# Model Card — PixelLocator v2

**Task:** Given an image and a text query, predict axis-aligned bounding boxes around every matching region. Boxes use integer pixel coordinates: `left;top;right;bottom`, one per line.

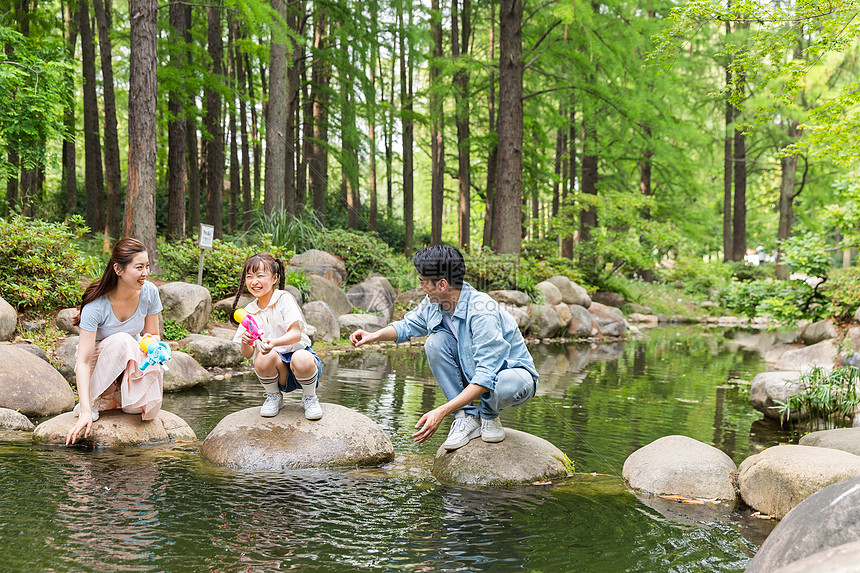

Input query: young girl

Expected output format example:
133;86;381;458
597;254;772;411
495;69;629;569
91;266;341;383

66;238;165;445
231;253;323;420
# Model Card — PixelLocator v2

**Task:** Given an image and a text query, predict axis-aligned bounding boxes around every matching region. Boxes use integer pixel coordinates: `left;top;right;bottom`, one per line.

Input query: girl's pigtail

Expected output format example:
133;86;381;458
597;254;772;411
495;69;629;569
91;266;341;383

275;257;286;290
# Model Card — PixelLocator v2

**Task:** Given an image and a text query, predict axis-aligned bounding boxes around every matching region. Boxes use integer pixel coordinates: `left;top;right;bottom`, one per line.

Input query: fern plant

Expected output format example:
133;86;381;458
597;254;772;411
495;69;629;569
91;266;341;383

774;366;860;431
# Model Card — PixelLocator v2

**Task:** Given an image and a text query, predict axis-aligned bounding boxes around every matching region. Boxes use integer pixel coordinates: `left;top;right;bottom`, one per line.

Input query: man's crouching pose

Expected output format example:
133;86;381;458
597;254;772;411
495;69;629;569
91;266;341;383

350;245;539;450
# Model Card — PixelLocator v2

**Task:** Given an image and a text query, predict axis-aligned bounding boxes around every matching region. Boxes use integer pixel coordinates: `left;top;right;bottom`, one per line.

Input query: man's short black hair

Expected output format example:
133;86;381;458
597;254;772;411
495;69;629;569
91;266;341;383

413;245;466;288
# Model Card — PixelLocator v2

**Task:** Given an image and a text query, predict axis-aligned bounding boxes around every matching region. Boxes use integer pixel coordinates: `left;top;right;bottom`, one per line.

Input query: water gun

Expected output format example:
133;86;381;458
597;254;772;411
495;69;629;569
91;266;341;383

139;336;172;371
234;308;271;350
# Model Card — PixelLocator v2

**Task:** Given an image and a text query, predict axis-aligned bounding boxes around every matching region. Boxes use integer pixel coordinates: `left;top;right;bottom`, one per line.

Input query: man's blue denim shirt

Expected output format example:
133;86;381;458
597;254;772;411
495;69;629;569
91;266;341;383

391;282;539;391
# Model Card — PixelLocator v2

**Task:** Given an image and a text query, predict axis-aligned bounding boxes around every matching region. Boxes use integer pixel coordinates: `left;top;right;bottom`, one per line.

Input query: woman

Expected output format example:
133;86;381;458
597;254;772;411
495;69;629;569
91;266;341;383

66;238;164;445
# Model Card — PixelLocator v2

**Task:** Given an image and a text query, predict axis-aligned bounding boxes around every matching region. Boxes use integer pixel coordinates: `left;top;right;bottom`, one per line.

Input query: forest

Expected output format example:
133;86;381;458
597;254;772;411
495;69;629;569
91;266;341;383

3;0;860;290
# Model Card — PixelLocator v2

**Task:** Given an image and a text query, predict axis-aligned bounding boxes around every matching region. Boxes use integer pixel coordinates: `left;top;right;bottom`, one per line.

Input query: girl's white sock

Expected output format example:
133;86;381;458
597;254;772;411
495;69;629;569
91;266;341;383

257;373;280;394
296;371;319;397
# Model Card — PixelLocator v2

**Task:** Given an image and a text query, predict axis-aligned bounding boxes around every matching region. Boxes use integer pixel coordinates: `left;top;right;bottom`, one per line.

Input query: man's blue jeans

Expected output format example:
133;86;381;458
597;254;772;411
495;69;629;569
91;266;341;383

424;330;536;419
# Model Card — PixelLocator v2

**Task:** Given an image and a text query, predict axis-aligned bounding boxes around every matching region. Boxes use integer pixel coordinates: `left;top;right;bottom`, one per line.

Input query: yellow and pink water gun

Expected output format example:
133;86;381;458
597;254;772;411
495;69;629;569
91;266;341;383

234;309;271;350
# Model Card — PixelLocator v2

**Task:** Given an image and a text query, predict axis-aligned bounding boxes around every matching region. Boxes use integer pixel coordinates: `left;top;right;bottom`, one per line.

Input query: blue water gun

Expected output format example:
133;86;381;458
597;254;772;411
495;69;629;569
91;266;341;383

139;336;172;371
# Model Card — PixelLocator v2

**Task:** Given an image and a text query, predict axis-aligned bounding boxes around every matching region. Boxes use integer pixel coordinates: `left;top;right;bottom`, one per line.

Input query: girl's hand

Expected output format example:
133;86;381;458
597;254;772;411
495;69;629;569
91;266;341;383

260;339;273;354
141;332;159;342
241;331;255;347
65;412;94;445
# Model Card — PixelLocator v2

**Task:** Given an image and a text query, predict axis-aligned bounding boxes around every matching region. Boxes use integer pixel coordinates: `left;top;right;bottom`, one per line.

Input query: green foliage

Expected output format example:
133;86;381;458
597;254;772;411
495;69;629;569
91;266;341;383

659;257;732;298
254;211;324;254
783;233;831;279
162;319;189;341
825;268;860;322
0;216;97;310
462;250;539;300
158;238;295;302
775;367;860;431
315;229;398;285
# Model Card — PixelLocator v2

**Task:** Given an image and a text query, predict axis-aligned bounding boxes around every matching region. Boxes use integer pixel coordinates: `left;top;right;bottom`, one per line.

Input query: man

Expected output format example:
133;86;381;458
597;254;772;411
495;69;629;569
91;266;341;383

350;245;539;450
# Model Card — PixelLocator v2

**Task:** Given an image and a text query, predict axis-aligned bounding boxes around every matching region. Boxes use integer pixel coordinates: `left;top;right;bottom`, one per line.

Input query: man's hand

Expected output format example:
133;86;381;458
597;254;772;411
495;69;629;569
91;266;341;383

412;405;448;443
65;412;93;445
350;329;375;347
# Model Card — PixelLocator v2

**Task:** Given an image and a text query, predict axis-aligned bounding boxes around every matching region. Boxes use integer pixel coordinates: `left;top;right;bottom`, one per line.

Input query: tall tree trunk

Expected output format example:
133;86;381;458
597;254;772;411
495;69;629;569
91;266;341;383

561;96;575;259
580;116;598;266
342;58;360;230
776;122;800;280
492;0;523;255
227;16;239;233
723;19;734;262
282;1;300;215
166;0;187;241
184;5;201;235
298;49;310;213
429;0;444;245
453;0;471;250
236;31;252;230
93;0;121;245
243;54;261;206
731;73;747;262
62;0;78;216
79;0;105;233
310;6;328;222
638;124;654;281
205;1;224;236
482;1;496;250
399;1;414;254
368;0;379;231
125;0;158;264
385;48;394;220
5;41;18;217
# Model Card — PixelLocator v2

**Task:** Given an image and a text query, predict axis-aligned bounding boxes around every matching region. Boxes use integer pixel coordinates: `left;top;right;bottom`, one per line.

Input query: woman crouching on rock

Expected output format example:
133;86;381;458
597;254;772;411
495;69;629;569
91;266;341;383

66;238;165;445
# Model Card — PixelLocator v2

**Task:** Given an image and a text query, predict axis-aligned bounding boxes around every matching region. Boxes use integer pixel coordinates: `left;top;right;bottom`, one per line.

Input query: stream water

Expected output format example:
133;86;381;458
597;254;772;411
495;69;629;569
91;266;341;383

0;326;791;572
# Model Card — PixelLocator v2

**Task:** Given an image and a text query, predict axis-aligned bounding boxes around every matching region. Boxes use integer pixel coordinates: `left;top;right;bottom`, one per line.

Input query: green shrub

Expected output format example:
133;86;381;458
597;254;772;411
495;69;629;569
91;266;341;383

463;249;540;300
659;257;732;298
775;366;860;431
162;318;189;341
253;211;323;254
158;238;295;301
720;277;827;325
825;267;860;321
316;229;398;285
0;216;98;310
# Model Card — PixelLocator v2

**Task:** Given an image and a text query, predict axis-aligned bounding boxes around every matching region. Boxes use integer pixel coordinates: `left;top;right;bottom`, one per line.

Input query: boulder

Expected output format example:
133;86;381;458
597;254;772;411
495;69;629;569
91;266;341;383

285;285;303;306
771;541;860;573
628;313;660;325
302;301;340;342
33;409;196;447
0;346;74;416
800;428;860;456
738;444;860;519
628;303;652;314
535;281;563;305
592;290;625;308
774;340;838;372
848;326;860;352
338;314;387;338
13;343;51;364
749;371;803;421
363;274;397;301
54;307;80;335
207;326;237;341
158;282;213;333
305;323;319;345
0;296;16;341
432;429;569;486
54;336;78;382
568;305;593;337
801;319;839;345
347;283;395;321
178;334;243;367
290;249;347;286
200;403;394;469
622;435;737;500
162;350;211;392
488;289;530;307
745;476;860;573
396;288;426;309
553;304;572;330
0;407;34;431
590;301;623;320
547;276;591;308
528;304;562;338
305;275;352;317
503;305;529;331
589;302;627;337
214;295;254;316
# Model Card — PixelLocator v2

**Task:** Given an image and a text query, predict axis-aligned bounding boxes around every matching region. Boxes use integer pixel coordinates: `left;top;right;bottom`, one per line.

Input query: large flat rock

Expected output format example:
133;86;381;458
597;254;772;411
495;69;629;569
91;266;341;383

0;407;34;431
800;427;860;456
749;371;803;421
0;345;75;416
33;409;196;447
200;403;394;470
746;477;860;573
432;429;569;486
771;541;860;573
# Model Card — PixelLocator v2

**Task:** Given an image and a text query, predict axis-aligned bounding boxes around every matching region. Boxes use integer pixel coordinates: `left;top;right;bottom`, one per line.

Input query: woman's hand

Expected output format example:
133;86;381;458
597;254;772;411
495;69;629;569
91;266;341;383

65;411;94;445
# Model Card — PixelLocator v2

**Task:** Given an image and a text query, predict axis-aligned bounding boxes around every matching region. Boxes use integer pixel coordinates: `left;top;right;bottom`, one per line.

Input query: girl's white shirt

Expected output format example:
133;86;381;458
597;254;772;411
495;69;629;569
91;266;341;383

231;289;312;354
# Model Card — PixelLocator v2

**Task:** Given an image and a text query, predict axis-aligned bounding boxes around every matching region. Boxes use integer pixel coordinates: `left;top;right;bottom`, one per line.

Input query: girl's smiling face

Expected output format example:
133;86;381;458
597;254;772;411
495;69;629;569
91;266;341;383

115;251;150;291
245;264;278;301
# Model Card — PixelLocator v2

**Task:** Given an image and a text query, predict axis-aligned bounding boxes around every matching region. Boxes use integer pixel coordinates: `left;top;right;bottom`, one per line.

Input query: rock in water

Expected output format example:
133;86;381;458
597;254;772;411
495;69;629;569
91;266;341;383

0;346;75;416
200;403;394;470
0;407;35;431
33;410;196;447
432;429;569;486
746;476;860;573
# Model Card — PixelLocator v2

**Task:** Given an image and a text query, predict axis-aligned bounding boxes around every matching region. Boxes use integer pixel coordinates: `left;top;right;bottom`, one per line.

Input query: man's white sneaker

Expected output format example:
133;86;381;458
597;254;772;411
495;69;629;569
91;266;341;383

302;395;323;420
442;415;481;450
260;392;284;417
481;416;505;443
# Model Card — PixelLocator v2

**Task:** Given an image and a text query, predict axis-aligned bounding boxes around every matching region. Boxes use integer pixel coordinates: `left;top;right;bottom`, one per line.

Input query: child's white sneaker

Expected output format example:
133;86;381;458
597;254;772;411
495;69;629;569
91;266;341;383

302;395;323;420
260;392;284;417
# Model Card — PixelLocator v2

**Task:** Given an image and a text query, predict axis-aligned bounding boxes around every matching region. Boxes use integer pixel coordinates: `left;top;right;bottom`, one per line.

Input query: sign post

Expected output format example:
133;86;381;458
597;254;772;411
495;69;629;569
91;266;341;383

197;224;215;286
